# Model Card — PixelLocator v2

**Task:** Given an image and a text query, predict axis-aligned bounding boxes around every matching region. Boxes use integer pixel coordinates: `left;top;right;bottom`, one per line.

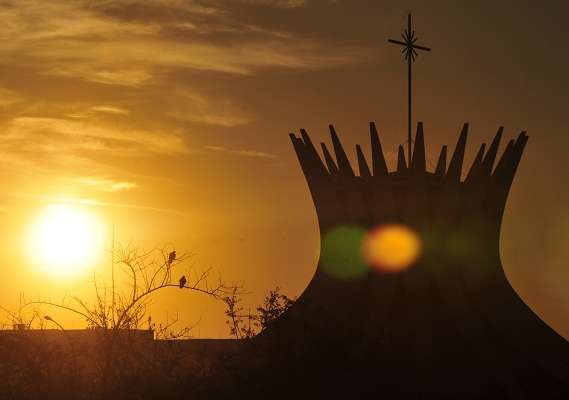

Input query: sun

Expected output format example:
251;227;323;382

27;204;105;278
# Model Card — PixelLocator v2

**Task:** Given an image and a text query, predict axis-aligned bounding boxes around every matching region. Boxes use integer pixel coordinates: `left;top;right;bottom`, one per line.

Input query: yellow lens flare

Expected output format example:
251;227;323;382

26;204;105;278
363;224;421;273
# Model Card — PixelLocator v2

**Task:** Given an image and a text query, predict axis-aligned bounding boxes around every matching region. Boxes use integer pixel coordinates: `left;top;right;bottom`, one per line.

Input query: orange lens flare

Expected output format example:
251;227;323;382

363;224;421;273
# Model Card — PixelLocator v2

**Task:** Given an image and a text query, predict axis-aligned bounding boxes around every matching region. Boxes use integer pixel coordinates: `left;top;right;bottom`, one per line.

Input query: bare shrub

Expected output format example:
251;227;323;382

224;287;295;339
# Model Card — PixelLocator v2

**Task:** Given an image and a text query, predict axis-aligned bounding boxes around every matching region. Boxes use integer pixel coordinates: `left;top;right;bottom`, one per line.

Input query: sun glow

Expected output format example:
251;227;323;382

27;204;105;278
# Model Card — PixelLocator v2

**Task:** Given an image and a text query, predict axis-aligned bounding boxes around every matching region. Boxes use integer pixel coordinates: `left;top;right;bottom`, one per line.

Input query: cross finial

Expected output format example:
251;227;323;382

388;14;431;163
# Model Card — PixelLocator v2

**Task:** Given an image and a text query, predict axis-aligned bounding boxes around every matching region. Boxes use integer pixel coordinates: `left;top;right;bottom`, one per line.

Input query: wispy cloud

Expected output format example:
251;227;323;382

169;111;253;127
74;177;138;192
68;105;131;118
45;66;153;87
203;145;278;159
13;192;188;216
0;1;158;42
0;115;188;189
0;0;372;86
1;117;187;156
167;91;254;127
231;0;308;8
33;37;370;80
0;0;369;219
0;87;22;110
89;105;130;115
79;198;188;216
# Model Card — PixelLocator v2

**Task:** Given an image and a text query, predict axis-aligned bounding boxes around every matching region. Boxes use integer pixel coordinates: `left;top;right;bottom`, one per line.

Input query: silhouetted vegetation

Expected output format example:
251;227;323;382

224;286;295;338
22;245;238;331
0;244;294;399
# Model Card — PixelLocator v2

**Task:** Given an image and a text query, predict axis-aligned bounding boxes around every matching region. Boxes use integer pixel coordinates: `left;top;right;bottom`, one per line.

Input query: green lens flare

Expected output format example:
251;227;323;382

320;226;368;280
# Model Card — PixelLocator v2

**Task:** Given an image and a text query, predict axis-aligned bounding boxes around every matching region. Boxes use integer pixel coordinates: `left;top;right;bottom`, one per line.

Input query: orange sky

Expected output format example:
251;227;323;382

0;0;567;338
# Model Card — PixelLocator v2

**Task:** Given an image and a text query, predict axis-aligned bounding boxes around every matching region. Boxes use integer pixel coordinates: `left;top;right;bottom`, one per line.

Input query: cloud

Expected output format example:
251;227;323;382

169;111;253;127
0;1;158;42
91;0;226;20
89;106;130;115
167;91;254;127
68;105;131;118
0;0;369;207
0;87;22;110
74;177;138;192
230;0;308;8
1;117;187;156
0;0;373;86
79;198;188;216
45;66;153;87
33;37;370;79
203;145;278;159
0;115;189;189
12;192;187;216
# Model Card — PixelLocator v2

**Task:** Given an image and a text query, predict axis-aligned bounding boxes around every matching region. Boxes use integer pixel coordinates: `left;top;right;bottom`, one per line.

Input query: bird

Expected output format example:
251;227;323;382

168;250;176;265
179;275;186;289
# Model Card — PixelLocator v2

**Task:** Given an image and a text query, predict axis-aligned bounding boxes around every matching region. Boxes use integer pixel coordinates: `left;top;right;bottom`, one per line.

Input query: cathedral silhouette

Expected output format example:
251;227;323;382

220;16;569;396
217;122;569;399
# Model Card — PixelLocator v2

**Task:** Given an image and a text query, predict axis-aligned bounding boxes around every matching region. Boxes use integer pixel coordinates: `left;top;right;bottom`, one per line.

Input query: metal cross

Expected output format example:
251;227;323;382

388;14;431;163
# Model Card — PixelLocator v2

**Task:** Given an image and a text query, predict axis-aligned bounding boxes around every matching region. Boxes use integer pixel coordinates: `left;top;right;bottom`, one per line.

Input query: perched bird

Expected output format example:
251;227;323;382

179;275;187;289
168;250;176;265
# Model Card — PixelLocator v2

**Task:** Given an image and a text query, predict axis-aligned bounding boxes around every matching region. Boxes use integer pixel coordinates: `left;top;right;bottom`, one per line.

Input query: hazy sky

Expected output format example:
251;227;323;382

0;0;567;338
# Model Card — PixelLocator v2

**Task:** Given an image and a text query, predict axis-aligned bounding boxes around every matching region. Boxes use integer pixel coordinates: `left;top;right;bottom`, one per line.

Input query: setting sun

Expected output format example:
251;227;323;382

26;204;105;278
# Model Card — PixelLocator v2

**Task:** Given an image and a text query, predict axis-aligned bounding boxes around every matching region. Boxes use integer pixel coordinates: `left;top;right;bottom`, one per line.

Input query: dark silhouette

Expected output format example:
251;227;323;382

388;13;431;160
1;247;239;399
215;122;569;399
224;287;295;338
168;250;176;265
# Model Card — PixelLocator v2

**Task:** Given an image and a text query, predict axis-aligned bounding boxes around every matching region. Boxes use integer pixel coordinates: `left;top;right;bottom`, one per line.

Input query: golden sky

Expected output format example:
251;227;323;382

0;0;567;338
